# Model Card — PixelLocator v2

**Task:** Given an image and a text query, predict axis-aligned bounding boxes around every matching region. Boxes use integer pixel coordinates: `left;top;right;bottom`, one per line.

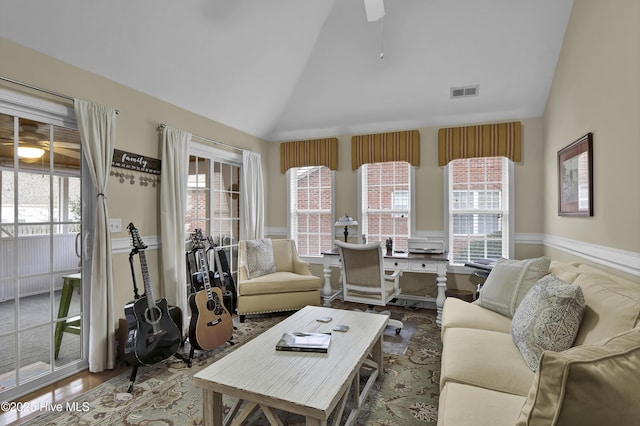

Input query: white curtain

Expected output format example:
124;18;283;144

74;99;117;372
160;126;191;332
241;151;265;240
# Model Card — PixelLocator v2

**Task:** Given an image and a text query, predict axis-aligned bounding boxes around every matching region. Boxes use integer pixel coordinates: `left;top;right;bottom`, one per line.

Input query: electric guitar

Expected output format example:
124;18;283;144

207;235;237;314
188;229;233;350
123;223;181;366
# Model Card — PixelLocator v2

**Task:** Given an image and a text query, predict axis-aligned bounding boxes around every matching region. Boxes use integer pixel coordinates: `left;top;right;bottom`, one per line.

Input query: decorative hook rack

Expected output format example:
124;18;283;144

110;170;160;187
111;149;162;188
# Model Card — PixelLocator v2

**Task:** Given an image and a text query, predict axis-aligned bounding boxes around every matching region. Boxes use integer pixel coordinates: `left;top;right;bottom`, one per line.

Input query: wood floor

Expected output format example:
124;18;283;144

0;364;128;425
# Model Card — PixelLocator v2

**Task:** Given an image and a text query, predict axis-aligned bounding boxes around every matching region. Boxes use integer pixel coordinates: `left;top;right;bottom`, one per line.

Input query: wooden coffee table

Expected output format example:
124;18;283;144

193;305;389;426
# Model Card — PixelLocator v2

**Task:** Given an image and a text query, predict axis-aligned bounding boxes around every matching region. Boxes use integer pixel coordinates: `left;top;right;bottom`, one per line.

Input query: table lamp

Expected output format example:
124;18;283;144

335;213;358;242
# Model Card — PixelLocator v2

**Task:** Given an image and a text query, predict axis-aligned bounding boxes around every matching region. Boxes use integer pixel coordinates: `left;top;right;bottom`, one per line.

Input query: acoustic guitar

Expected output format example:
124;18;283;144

188;229;233;351
123;223;182;366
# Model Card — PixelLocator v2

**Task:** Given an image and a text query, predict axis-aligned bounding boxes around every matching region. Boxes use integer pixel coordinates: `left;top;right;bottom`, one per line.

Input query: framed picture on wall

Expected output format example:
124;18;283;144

558;132;593;216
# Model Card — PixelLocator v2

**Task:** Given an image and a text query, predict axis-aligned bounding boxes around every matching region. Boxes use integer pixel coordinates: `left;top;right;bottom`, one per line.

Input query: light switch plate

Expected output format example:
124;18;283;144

109;218;122;233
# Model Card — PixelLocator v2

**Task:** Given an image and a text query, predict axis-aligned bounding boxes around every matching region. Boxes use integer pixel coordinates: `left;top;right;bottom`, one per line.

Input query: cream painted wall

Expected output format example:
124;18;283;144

543;0;640;254
1;38;267;325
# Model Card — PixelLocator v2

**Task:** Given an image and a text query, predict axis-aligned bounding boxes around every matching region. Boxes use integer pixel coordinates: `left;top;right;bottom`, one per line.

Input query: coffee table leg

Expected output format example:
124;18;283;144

304;417;325;425
372;335;383;372
202;389;223;426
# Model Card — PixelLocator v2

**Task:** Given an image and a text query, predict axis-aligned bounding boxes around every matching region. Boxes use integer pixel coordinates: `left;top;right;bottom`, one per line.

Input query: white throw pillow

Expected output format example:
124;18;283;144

511;274;585;371
477;256;550;317
244;239;276;279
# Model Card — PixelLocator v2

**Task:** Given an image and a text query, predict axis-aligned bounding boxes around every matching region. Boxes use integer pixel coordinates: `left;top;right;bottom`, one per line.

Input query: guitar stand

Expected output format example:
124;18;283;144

128;347;198;392
180;242;236;368
127;364;140;393
174;336;236;368
173;344;195;367
126;249;142;393
125;247;186;393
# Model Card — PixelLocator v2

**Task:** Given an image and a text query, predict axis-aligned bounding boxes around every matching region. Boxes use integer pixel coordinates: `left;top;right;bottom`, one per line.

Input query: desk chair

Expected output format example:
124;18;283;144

335;240;403;334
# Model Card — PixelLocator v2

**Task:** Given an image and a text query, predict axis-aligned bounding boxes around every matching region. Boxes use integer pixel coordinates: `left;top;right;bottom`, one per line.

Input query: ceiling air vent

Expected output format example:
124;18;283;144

451;85;479;99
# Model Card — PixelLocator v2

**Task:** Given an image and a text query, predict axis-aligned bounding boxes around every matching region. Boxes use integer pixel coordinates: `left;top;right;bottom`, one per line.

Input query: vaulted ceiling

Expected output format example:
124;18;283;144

0;0;573;141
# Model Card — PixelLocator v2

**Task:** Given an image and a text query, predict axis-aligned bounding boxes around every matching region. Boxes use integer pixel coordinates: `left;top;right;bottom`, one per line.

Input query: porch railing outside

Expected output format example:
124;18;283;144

0;228;80;301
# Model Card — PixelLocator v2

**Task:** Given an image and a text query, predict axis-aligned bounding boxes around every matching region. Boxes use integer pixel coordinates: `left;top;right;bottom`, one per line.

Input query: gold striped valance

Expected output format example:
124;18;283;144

280;138;338;173
438;121;521;166
351;130;420;170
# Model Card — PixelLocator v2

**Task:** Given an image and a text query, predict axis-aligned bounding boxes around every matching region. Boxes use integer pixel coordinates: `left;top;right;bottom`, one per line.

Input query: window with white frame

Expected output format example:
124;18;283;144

359;161;413;249
447;157;511;265
186;144;241;280
287;166;334;257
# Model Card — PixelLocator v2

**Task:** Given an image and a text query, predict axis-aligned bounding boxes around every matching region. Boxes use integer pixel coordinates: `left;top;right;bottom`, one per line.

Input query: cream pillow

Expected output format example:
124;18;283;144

244;239;276;279
511;274;585;371
477;257;550;317
517;327;640;425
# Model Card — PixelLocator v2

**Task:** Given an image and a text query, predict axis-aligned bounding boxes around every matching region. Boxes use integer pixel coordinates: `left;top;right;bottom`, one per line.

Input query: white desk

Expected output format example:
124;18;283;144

322;249;449;327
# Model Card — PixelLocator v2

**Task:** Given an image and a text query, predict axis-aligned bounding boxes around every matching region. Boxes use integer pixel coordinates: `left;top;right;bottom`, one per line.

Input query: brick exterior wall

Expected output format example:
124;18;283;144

449;157;505;263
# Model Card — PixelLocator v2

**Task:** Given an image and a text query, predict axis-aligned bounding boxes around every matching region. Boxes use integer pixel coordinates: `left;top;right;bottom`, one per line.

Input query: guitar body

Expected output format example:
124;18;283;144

188;286;233;350
128;296;182;366
122;301;139;366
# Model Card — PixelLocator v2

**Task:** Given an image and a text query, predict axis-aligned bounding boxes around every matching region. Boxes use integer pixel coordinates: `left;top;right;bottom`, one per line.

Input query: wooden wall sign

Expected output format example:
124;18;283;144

112;149;161;175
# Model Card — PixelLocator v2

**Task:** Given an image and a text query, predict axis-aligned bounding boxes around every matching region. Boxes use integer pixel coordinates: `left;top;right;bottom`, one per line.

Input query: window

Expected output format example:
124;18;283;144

447;157;512;265
186;144;241;281
287;166;334;257
359;161;413;249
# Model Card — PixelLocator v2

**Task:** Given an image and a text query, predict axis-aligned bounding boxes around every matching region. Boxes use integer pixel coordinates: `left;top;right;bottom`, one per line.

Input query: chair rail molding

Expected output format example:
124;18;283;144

256;229;639;277
265;227;288;238
112;235;160;254
544;234;640;277
515;233;545;245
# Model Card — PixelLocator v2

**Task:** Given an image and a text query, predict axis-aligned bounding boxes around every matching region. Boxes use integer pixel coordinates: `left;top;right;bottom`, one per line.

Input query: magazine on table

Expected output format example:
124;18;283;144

276;331;331;353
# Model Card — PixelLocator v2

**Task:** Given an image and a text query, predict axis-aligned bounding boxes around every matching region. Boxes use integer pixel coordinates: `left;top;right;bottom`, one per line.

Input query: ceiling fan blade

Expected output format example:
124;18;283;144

51;146;81;159
39;140;80;149
364;0;385;22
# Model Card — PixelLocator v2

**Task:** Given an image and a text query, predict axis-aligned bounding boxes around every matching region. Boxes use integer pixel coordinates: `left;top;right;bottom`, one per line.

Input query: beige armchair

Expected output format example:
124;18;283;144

237;239;321;322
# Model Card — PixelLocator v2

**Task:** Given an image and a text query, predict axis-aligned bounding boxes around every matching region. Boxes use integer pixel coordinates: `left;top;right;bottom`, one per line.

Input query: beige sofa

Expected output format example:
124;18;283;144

438;260;640;425
237;239;321;322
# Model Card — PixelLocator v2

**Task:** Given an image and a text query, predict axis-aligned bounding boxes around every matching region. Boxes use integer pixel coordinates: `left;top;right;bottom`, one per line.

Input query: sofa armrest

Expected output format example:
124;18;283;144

287;242;311;276
292;256;313;276
238;264;249;283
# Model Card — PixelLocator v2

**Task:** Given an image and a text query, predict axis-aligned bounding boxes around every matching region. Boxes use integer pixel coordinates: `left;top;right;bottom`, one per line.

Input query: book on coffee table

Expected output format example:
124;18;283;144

276;331;331;353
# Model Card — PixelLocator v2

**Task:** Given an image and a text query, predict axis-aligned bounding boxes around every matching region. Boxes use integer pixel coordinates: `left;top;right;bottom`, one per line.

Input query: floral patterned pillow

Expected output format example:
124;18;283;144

244;239;276;279
511;274;585;371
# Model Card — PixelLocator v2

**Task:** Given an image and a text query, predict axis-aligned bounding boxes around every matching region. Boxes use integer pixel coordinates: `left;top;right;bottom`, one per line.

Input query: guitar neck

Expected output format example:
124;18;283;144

138;249;156;309
197;248;213;297
212;247;226;289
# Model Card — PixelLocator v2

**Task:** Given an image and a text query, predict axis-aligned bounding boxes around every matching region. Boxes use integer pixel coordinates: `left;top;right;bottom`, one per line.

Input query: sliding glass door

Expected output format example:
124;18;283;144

0;93;90;400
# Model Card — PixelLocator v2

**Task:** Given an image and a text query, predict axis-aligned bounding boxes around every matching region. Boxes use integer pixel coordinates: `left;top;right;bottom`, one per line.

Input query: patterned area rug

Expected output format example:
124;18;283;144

23;304;441;425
